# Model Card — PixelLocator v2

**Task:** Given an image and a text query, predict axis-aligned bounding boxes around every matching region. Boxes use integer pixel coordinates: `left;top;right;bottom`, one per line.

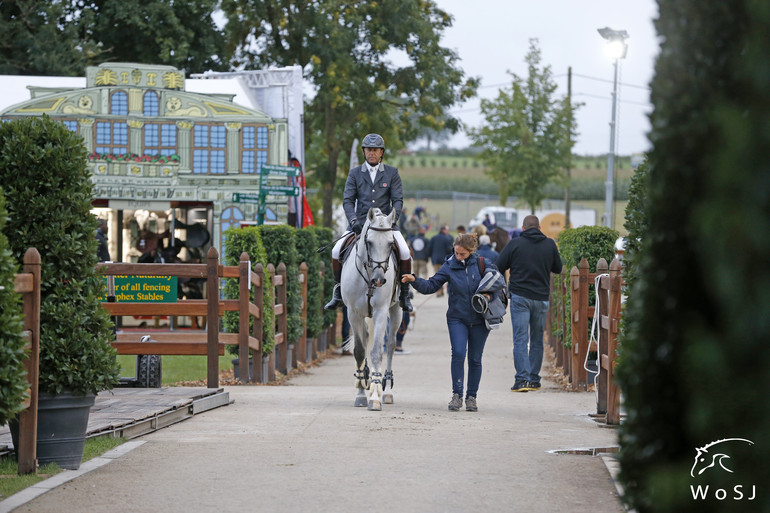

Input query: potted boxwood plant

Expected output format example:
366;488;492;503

0;116;120;470
0;188;29;427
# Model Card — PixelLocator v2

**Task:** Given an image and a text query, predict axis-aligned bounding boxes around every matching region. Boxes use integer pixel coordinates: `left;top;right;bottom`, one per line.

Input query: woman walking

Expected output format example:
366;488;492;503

401;234;498;412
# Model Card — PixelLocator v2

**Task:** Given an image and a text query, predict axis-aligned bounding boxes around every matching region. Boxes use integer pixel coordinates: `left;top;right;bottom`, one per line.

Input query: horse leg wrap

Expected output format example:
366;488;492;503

384;370;394;389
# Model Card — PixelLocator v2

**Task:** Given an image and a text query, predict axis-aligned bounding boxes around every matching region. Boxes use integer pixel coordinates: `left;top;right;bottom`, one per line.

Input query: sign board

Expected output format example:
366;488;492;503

261;185;300;196
102;275;177;303
232;192;262;204
260;164;301;178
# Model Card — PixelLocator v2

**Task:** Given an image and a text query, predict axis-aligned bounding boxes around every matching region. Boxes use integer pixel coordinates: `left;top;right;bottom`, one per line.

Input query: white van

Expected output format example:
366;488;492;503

468;207;518;231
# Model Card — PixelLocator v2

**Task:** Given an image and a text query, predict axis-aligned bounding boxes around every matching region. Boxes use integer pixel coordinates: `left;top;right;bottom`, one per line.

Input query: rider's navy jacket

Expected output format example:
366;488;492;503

343;164;403;229
409;253;492;325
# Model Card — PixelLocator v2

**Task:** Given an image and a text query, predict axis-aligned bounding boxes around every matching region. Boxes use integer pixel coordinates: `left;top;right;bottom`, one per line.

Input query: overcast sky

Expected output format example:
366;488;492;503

429;0;660;156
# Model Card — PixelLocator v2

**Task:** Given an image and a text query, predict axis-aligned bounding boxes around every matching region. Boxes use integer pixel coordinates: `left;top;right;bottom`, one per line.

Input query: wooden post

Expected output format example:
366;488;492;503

266;264;277;382
17;248;41;475
206;247;219;388
238;252;250;383
275;263;288;374
298;262;308;365
253;264;264;384
596;258;609;414
571;259;589;390
315;261;324;360
606;258;623;425
560;272;570;378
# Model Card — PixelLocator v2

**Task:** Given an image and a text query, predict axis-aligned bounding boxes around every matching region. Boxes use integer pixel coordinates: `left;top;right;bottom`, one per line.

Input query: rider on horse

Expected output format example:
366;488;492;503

324;133;414;313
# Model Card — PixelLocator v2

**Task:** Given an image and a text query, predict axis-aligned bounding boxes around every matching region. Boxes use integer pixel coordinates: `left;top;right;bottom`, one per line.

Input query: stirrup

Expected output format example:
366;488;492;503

324;284;343;310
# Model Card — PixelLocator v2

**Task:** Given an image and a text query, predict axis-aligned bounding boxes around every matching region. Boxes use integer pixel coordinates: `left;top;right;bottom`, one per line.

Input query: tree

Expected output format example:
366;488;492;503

86;0;229;73
0;1;228;76
221;0;478;226
0;1;102;75
468;39;577;212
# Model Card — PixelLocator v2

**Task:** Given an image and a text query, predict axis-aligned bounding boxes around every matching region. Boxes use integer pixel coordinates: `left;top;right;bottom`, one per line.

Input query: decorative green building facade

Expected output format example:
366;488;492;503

1;62;294;263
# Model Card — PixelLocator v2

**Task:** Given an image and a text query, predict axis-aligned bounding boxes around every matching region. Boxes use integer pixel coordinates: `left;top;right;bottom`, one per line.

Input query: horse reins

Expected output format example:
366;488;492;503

355;224;397;317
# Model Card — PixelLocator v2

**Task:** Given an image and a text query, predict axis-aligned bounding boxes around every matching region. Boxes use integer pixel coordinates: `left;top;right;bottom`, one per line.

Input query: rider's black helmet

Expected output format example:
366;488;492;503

361;133;385;150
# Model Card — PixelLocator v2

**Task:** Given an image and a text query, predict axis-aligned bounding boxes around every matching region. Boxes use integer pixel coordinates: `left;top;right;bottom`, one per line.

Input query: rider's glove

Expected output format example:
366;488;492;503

350;220;363;235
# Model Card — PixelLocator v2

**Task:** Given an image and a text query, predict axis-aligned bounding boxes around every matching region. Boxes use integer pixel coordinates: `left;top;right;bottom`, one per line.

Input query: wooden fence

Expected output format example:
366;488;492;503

545;257;623;425
12;248;42;474
100;247;313;387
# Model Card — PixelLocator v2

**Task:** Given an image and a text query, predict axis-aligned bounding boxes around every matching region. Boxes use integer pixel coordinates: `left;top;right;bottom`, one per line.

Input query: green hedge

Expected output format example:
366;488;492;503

0;116;119;396
554;225;618;347
0;188;28;425
259;225;303;343
223;227;274;356
616;2;770;512
312;226;336;329
295;228;323;338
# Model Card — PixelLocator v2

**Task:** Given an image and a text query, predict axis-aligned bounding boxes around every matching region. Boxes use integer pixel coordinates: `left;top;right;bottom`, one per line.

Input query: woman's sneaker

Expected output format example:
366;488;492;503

448;393;462;411
465;396;478;412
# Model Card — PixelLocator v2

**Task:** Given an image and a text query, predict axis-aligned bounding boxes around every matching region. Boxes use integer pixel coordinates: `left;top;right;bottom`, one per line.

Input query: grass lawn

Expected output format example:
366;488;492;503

0;436;125;500
116;354;235;386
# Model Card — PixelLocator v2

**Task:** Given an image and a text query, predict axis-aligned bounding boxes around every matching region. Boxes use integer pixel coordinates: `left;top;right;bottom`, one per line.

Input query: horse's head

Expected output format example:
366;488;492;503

361;208;396;287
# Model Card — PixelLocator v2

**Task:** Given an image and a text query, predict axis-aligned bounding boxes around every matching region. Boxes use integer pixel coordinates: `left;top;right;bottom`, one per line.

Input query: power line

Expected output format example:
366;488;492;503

481;73;650;91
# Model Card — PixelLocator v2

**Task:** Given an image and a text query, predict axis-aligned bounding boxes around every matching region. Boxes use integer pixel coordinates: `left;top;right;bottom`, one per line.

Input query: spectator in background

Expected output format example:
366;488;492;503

476;234;499;266
406;213;421;240
95;218;111;262
456;225;466;235
429;225;454;297
410;226;430;278
495;215;563;393
482;214;497;232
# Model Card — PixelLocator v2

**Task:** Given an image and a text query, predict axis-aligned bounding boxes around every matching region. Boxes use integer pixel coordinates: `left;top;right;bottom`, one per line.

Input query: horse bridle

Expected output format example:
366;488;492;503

355;223;396;316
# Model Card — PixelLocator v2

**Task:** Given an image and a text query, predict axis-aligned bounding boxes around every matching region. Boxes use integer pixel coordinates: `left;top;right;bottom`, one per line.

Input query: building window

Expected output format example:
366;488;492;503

61;120;78;133
241;125;268;174
95;121;128;154
193;124;226;174
143;92;159;116
110;91;128;115
144;123;177;156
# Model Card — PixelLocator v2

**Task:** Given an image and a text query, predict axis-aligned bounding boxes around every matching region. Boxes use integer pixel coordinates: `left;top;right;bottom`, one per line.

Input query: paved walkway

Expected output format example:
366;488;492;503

7;291;622;513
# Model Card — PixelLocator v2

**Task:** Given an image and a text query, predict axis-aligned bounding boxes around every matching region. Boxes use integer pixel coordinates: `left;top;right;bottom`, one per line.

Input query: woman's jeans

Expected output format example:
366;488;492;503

447;319;490;398
509;293;549;384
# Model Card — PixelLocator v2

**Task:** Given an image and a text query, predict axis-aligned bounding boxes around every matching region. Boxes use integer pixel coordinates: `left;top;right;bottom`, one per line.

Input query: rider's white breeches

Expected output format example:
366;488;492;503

332;230;411;261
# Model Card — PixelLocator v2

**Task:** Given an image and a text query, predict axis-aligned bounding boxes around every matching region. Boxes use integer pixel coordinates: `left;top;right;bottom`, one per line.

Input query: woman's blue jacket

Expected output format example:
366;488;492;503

410;253;491;325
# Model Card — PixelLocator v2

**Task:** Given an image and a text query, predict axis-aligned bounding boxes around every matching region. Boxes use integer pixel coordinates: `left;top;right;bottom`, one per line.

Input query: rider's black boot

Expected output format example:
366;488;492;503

324;259;344;310
399;260;414;313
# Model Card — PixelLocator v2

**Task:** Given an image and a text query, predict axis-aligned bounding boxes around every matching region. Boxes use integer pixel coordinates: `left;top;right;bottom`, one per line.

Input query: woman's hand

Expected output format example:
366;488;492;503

401;274;415;283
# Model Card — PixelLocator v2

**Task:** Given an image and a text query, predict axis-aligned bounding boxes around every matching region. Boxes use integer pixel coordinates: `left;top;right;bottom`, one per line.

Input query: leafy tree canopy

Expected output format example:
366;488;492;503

221;0;478;225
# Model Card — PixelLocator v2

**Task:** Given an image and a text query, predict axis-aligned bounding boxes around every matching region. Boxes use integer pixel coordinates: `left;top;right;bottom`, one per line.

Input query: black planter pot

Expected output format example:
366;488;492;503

10;391;96;470
231;358;253;381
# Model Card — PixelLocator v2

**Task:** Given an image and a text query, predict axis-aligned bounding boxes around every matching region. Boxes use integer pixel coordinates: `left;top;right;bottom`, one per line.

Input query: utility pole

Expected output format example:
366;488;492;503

564;66;572;229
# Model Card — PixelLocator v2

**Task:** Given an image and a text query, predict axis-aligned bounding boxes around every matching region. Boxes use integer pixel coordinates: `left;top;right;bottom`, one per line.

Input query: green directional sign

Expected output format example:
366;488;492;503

259;164;301;177
261;185;300;196
232;192;262;204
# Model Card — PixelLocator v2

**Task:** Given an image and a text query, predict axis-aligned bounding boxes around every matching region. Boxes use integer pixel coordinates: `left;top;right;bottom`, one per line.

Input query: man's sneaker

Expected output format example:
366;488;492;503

448;393;462;411
465;396;478;412
511;382;529;392
527;381;541;391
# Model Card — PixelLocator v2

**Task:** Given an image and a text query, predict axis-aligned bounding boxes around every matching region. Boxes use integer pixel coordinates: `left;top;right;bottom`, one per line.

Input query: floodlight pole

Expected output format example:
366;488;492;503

605;57;620;230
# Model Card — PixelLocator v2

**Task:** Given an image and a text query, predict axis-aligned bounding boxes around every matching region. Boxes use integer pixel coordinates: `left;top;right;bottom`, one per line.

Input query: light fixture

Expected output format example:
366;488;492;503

597;27;629;230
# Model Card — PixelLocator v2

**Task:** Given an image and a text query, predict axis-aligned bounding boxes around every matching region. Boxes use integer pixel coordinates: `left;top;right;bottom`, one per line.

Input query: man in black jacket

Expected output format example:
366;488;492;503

324;133;413;312
495;215;562;392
